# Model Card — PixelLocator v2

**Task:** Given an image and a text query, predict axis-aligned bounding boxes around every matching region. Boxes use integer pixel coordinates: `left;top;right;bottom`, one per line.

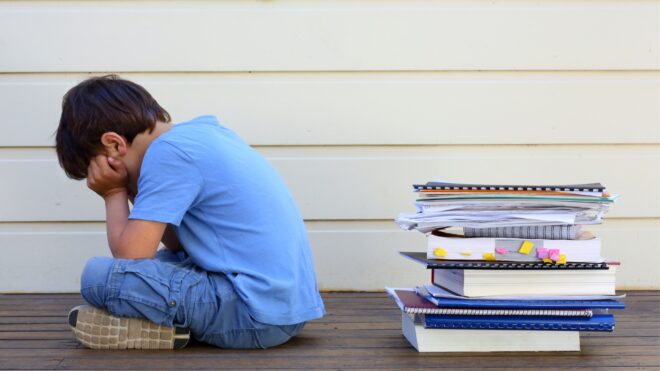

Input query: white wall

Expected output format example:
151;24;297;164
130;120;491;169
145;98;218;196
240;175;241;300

0;0;658;292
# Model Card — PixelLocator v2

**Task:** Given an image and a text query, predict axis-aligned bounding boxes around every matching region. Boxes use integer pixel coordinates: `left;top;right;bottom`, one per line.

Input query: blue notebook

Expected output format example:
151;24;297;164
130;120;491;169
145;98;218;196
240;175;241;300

423;314;615;332
417;288;625;310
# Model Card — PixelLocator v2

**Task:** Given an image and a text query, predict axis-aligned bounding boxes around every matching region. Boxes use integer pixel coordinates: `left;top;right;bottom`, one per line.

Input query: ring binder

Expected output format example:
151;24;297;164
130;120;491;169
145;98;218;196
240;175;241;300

400;252;610;270
414;182;606;192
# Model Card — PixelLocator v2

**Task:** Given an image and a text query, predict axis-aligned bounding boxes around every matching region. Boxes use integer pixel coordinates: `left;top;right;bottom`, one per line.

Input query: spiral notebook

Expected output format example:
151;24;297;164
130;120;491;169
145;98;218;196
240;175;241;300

387;288;594;317
400;251;611;270
423;313;615;332
419;284;626;308
414;182;605;192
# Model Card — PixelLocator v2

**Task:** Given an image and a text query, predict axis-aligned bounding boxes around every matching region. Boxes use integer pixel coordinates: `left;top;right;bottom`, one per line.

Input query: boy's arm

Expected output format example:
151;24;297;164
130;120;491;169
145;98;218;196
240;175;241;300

88;155;165;259
161;224;183;252
127;194;183;253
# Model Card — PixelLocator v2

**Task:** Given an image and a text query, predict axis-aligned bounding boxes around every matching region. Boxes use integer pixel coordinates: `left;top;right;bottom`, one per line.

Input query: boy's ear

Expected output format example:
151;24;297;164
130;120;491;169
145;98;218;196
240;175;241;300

100;132;128;157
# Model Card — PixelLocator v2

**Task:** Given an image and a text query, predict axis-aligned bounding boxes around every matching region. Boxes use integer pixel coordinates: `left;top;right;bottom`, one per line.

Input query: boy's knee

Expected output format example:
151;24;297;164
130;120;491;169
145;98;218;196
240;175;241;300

80;256;115;308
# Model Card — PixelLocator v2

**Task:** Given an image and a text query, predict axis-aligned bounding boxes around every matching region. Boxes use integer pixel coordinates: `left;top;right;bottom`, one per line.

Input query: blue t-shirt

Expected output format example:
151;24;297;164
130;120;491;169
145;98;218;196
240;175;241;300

129;115;325;325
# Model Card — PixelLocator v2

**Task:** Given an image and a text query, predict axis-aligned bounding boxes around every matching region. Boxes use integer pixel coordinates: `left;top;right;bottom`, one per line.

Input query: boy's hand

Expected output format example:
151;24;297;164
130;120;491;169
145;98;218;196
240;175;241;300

87;155;128;199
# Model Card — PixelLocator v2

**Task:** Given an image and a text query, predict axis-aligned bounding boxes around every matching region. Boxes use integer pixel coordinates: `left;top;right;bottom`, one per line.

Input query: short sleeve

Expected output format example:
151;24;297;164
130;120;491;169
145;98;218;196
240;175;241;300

129;140;203;226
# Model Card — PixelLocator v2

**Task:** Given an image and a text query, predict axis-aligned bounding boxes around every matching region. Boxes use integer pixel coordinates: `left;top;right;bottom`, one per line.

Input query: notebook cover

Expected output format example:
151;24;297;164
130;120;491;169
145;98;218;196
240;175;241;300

420;292;625;310
414;182;605;192
397;289;594;316
400;251;610;270
423;314;615;332
395;289;439;311
416;195;613;203
426;230;602;263
423;283;625;301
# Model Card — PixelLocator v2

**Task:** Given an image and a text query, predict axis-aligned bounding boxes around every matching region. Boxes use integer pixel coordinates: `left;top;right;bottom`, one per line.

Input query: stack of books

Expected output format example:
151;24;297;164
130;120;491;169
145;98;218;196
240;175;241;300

389;181;624;352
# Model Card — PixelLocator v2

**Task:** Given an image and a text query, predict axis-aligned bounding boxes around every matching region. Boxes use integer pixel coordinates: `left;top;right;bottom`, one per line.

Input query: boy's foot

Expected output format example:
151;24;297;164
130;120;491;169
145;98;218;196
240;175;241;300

67;305;190;350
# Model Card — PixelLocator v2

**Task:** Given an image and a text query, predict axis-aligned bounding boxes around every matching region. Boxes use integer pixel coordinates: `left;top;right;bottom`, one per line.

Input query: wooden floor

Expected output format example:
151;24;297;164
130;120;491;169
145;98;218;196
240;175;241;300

0;292;658;370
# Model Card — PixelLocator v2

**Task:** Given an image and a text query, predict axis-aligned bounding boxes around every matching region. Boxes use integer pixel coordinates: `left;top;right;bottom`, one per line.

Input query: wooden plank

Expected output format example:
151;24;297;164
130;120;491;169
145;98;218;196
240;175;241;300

0;146;658;221
1;320;657;333
0;324;655;337
0;344;659;358
0;336;657;351
0;293;656;371
0;357;63;370
2;72;659;147
0;339;78;349
1;1;658;72
49;354;660;369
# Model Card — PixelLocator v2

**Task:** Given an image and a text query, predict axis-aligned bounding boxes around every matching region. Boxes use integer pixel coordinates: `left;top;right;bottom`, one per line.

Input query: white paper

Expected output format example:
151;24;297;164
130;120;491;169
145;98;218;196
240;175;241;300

424;284;626;301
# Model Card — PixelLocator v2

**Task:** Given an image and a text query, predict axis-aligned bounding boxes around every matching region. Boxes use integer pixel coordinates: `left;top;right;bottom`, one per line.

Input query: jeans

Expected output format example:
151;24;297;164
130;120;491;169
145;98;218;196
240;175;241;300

80;249;305;349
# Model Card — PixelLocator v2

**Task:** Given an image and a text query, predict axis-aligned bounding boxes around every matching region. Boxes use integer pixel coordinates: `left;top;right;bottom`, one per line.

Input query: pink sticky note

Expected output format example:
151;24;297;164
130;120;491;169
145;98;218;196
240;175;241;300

536;248;548;259
549;249;561;261
495;247;508;254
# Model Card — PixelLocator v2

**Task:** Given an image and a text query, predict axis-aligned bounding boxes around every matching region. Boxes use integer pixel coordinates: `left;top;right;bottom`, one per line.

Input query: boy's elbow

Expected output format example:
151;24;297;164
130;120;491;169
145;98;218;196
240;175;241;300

109;221;164;259
110;241;157;260
112;251;156;260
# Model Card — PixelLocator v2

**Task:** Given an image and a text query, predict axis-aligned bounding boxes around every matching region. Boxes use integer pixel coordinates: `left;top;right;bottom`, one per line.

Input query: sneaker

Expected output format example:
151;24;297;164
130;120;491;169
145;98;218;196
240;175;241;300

67;305;190;350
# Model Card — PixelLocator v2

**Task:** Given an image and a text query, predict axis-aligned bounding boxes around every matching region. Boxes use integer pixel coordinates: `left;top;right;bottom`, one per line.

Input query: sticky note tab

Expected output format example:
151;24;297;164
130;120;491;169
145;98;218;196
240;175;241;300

518;240;534;255
558;254;567;265
495;247;508;254
483;252;496;261
460;250;472;256
433;248;446;257
536;248;548;259
549;249;561;261
543;258;553;263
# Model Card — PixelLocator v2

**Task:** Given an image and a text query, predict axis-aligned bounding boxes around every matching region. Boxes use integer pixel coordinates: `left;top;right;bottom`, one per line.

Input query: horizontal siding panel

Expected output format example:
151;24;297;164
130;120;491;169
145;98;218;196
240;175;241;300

0;146;657;221
0;219;657;292
1;1;659;72
2;72;659;146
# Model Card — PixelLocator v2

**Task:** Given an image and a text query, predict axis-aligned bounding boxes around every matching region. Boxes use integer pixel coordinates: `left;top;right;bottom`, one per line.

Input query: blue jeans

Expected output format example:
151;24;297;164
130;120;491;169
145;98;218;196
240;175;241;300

80;249;305;349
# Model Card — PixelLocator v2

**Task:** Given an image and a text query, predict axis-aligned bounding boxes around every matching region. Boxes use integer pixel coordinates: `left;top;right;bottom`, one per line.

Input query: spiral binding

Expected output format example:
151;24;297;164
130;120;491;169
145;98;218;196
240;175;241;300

413;183;605;192
404;308;592;317
425;321;613;331
427;261;609;270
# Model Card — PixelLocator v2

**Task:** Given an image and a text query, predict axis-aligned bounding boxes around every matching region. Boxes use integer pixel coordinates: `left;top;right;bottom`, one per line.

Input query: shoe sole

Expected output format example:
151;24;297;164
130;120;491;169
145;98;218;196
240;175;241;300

68;305;190;350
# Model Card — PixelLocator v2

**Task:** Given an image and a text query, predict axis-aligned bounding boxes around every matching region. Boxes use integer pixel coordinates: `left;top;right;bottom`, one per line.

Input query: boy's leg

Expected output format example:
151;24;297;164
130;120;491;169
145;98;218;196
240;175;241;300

70;256;201;350
75;256;306;349
79;256;201;327
68;305;190;350
185;272;306;349
153;248;188;264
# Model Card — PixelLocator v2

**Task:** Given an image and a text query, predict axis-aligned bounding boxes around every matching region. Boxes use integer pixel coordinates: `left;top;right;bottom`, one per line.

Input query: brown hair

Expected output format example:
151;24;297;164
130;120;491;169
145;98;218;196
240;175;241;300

55;74;171;179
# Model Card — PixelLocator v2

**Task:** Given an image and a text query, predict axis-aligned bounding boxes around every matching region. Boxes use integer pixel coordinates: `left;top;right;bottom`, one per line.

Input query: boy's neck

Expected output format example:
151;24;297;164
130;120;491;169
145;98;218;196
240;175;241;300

125;121;172;195
133;121;172;158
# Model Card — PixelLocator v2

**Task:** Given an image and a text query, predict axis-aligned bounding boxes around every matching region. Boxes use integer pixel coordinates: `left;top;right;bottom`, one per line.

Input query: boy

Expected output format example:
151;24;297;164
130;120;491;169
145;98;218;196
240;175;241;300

55;75;325;350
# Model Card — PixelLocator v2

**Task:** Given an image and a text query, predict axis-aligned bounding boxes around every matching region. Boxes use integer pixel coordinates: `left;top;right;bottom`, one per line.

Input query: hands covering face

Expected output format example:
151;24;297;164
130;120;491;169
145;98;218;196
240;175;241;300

86;155;128;199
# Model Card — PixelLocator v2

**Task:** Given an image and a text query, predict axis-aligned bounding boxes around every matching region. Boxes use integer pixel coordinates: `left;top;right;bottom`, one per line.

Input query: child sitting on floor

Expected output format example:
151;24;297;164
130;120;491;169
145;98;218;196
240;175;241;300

55;75;325;349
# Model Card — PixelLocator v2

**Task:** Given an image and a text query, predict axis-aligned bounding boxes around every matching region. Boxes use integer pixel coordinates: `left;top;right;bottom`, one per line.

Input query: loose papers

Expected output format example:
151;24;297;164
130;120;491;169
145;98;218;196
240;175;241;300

395;182;617;233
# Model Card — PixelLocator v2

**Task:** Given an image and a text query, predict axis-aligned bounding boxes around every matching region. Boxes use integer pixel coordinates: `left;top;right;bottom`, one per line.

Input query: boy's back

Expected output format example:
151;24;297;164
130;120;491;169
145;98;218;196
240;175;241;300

130;115;325;325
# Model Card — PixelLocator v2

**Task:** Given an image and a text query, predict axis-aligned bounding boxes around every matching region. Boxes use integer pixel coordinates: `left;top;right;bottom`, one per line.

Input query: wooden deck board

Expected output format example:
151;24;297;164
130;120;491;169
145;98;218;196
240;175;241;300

0;292;658;370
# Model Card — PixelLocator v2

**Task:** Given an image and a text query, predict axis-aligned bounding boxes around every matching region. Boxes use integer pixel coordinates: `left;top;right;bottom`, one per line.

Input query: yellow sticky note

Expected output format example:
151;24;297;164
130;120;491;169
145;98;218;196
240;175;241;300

543;258;553;263
518;240;534;255
483;252;496;261
433;248;446;257
558;254;567;265
460;250;472;256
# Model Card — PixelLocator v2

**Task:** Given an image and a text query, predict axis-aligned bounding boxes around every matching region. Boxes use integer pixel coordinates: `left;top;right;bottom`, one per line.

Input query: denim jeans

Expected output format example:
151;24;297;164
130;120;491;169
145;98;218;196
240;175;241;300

80;249;305;349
